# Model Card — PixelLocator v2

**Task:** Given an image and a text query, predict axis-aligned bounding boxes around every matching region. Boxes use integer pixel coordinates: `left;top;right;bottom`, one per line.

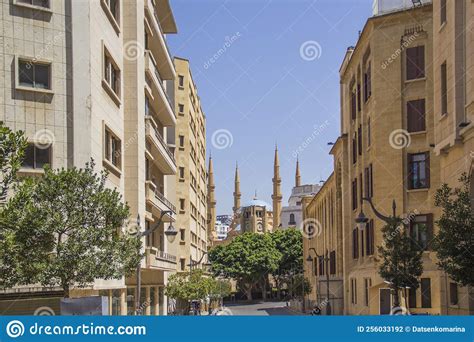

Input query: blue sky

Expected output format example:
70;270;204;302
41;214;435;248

168;0;373;215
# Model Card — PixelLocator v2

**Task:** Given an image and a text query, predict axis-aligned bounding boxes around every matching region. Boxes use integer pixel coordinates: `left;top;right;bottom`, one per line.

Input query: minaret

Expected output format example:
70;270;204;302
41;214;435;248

233;163;241;215
272;146;282;230
207;156;216;241
295;157;301;187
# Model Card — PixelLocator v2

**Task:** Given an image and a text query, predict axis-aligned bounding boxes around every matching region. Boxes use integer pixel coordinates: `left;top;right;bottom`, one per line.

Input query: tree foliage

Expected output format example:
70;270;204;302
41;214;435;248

209;232;281;300
0;122;27;203
378;218;423;307
286;274;312;298
270;228;303;298
0;160;141;296
165;269;231;302
434;174;474;286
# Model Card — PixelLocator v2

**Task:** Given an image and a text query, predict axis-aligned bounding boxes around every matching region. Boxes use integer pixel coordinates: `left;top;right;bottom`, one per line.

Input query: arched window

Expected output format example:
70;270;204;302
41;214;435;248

289;213;296;225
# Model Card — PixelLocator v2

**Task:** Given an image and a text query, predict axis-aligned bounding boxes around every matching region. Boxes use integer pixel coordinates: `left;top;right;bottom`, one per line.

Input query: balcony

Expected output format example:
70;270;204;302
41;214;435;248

145;180;176;217
145;50;175;126
145;116;176;175
145;247;177;271
144;0;176;80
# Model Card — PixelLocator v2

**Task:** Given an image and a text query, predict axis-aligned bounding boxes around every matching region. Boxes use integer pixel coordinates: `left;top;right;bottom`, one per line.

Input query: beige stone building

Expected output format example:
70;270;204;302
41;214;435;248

304;0;473;316
173;57;209;272
0;0;179;315
432;0;474;315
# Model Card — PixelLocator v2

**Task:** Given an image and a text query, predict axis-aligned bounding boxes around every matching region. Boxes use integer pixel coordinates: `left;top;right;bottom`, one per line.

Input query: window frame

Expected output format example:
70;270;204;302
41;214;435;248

100;0;121;34
16;56;53;93
13;0;52;12
441;62;448;115
408;152;430;190
420;278;432;308
407;99;426;133
102;44;122;106
103;124;122;174
406;45;425;81
21;142;52;170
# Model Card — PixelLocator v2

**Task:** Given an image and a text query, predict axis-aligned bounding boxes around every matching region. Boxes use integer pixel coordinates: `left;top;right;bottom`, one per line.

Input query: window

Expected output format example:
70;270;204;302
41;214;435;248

441;62;448;115
365;219;374;255
18;59;51;90
359;173;363;205
421;278;431;308
409;288;417;308
178;104;184;114
178;75;184;88
329;251;336;275
103;47;121;99
450;283;458;305
178;135;184;148
351;279;357;304
409;214;433;250
289;213;296;225
16;0;50;8
104;127;121;169
406;46;425;80
180;228;185;241
101;0;120;29
408;152;430;189
364;278;371;306
357;83;361;112
318;256;325;276
352;227;359;259
179;198;185;211
179;167;185;179
352;179;358;210
440;0;447;25
352;135;357;164
180;258;186;271
360;227;364;257
350;88;357;120
358;125;362;155
364;62;371;102
22;143;51;169
367;117;371;147
364;164;373;198
407;99;426;132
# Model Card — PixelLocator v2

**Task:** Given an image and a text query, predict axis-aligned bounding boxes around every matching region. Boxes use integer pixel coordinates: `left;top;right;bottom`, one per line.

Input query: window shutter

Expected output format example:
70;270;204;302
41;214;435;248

417;46;425;78
426;213;433;250
407;154;413;190
425;152;430;188
406;47;416;80
361;229;364;257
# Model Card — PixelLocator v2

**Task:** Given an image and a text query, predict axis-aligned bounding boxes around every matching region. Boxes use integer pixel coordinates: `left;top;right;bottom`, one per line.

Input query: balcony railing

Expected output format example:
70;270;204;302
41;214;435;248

145;50;175;118
155;188;176;213
156;250;177;263
145;115;175;163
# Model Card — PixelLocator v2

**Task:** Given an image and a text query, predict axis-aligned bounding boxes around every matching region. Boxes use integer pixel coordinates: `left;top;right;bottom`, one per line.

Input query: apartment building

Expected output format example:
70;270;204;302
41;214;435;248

432;0;474;315
302;137;345;315
0;0;179;315
173;57;209;272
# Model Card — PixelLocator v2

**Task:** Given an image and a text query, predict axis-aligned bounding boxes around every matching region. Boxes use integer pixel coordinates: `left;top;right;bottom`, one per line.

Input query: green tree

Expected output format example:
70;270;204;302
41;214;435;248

0;160;141;296
0;122;27;203
434;174;474;286
165;269;211;302
286;274;312;298
378;218;423;308
0;123;27;287
271;228;303;299
209;232;281;300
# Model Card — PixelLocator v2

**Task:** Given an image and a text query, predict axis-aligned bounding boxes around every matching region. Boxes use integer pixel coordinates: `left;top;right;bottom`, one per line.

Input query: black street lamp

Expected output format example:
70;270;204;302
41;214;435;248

354;197;405;308
188;251;210;271
306;247;331;315
135;210;174;315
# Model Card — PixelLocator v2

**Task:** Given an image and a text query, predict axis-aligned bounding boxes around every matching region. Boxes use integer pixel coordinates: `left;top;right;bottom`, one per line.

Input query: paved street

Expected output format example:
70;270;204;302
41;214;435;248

226;301;302;316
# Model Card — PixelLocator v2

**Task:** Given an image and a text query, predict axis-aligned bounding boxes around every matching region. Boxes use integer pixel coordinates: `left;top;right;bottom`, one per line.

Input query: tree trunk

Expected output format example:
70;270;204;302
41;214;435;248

245;287;253;301
63;283;70;298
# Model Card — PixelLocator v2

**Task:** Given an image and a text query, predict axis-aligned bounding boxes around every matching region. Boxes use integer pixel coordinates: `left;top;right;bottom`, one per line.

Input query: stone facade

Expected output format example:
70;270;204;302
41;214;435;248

173;57;209;272
0;0;179;316
304;2;472;315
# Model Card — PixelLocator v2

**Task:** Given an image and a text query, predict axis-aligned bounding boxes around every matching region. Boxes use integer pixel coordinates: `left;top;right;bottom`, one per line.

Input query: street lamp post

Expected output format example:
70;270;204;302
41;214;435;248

354;197;403;307
188;251;210;271
306;247;331;315
135;210;177;315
